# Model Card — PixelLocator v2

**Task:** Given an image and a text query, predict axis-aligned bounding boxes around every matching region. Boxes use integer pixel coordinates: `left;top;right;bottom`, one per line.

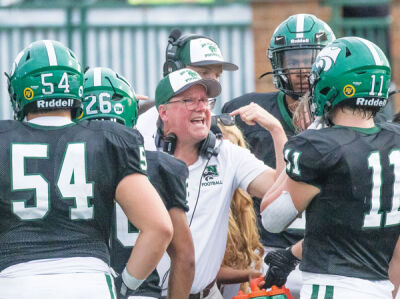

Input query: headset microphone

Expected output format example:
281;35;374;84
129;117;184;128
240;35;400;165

168;29;182;44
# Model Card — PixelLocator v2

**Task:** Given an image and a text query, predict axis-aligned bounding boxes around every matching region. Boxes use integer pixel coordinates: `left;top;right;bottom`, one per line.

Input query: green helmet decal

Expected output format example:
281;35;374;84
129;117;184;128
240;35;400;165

7;40;83;120
267;14;336;99
309;37;391;117
78;67;138;127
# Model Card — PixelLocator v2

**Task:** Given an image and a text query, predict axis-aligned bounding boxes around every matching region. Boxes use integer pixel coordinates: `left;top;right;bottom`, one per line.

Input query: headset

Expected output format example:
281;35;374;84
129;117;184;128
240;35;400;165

162;29;217;77
155;118;220;158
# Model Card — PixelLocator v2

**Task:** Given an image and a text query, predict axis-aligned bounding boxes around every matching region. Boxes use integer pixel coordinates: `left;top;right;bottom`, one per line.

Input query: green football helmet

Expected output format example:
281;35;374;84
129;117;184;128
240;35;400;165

266;14;336;99
78;67;138;127
309;36;391;118
7;40;83;120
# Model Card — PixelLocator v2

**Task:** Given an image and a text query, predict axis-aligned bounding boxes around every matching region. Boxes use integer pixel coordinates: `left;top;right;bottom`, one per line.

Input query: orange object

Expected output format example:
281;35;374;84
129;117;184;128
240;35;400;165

248;290;269;298
249;277;266;291
232;290;249;299
266;285;294;299
233;278;295;299
248;277;269;298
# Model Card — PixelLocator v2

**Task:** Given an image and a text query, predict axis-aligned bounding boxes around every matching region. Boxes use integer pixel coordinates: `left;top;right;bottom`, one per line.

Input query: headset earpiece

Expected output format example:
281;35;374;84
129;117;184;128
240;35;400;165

163;59;185;77
198;132;219;158
163;133;177;155
163;30;216;77
155;120;178;155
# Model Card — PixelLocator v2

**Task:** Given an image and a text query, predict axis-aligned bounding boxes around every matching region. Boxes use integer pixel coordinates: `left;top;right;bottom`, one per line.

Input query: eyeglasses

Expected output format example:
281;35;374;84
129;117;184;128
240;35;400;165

213;113;235;126
167;98;216;111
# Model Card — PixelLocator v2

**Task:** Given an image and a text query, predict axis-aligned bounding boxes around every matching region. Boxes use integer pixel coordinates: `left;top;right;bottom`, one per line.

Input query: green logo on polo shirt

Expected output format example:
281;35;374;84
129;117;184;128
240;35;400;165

202;165;222;186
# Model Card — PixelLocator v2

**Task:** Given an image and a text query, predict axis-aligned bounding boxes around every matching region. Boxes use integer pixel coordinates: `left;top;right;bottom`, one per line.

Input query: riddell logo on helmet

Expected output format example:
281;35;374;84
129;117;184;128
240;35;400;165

37;99;75;108
290;38;310;44
356;97;387;107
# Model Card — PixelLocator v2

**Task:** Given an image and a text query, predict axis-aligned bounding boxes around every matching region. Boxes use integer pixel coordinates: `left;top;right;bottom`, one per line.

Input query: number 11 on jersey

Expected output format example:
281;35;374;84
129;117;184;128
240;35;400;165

364;150;400;228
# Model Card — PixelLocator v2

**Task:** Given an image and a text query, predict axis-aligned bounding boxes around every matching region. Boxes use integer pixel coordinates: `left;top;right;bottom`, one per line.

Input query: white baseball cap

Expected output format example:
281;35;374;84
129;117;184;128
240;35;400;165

178;37;238;71
155;68;221;108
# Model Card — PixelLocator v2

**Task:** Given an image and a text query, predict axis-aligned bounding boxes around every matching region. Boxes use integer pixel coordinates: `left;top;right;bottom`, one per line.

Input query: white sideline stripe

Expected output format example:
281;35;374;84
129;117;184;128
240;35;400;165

358;37;383;66
93;67;102;86
44;40;57;66
317;286;326;299
296;14;305;38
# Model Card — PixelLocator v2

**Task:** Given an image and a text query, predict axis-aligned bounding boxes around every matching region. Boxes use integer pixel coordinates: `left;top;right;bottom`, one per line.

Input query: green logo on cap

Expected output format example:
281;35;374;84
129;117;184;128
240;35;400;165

201;41;221;58
187;70;198;78
208;45;217;53
179;69;199;82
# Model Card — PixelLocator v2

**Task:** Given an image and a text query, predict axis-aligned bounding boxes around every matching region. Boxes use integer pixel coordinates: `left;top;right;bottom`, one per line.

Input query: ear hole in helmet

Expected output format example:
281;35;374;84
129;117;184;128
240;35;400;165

346;47;352;57
112;94;123;101
25;51;31;61
104;75;124;101
320;87;331;95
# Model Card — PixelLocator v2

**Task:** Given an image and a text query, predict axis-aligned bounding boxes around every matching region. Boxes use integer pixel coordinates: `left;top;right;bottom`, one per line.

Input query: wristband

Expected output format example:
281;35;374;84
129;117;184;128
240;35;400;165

121;267;145;291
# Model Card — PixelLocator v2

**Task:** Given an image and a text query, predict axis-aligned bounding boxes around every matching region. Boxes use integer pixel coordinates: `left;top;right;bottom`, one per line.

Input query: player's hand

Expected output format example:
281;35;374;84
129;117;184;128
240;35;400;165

136;94;149;101
114;274;142;299
263;247;300;288
230;102;283;132
247;269;264;281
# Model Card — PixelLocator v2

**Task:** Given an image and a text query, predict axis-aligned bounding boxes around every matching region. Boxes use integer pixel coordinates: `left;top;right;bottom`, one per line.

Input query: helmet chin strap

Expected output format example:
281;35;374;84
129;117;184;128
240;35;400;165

288;93;302;101
258;71;273;79
322;88;338;127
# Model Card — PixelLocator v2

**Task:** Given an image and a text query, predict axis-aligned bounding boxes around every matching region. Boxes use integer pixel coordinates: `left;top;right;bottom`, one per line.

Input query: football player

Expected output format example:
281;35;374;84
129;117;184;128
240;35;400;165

78;66;194;299
261;36;400;299
0;40;172;299
222;14;335;297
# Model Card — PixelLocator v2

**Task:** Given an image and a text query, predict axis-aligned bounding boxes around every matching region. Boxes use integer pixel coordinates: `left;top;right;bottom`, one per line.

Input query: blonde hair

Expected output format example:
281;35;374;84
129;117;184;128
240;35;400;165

218;122;264;293
292;92;313;133
218;123;248;147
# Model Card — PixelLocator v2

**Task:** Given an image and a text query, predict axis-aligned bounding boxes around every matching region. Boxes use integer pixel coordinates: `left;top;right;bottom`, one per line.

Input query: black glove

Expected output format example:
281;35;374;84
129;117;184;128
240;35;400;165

264;247;300;288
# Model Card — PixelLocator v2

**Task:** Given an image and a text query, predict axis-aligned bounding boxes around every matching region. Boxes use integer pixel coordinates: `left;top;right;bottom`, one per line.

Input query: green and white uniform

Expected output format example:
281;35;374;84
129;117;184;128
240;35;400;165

0;118;146;299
